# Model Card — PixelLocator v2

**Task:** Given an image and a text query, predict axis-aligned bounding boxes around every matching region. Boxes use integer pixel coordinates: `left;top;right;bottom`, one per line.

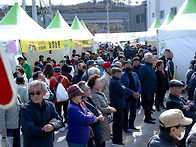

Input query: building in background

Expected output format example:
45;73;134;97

146;0;184;29
129;1;147;32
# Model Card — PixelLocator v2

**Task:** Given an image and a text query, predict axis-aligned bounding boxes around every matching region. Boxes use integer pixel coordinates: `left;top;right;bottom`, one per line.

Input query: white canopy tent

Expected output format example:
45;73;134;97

0;3;71;68
158;0;196;81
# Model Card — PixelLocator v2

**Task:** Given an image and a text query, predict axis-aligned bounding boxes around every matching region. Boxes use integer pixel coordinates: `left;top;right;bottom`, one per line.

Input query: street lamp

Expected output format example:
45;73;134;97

106;0;110;33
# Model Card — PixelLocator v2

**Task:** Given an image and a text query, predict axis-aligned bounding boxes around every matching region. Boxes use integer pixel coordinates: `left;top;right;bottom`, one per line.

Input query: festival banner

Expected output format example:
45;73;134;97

1;40;17;54
21;39;71;52
72;39;92;48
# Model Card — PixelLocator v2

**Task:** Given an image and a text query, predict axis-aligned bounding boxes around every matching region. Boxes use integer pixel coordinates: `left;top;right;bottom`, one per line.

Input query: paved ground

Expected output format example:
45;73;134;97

53;107;163;147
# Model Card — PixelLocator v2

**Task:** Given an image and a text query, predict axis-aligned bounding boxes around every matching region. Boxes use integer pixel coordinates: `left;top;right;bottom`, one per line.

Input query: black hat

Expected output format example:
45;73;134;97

17;57;24;61
169;80;184;87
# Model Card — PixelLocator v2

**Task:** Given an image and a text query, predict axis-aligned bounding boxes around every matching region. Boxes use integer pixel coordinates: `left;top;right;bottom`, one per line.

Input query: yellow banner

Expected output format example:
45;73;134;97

72;39;92;48
21;39;71;52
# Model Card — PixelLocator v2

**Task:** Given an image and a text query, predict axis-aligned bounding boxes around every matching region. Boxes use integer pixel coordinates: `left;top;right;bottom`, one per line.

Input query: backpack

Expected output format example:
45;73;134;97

54;76;68;102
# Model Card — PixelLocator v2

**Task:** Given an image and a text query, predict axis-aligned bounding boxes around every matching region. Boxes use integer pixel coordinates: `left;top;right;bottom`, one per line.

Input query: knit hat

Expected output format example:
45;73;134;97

159;109;192;128
98;59;105;65
53;67;61;73
103;62;111;69
67;84;84;99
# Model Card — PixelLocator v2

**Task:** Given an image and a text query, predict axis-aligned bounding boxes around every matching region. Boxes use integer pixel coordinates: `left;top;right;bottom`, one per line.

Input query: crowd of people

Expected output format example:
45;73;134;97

0;43;196;147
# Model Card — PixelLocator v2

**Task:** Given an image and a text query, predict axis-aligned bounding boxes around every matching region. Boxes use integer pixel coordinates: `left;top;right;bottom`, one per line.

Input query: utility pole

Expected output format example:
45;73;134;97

106;0;110;33
49;0;53;21
32;0;37;23
22;0;26;10
39;0;46;28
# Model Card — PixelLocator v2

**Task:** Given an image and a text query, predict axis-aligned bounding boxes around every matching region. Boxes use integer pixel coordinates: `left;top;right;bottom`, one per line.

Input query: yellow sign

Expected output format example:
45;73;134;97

72;39;92;48
21;39;71;52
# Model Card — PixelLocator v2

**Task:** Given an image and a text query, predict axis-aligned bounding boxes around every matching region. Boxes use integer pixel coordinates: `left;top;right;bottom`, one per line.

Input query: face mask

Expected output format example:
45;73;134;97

125;68;132;73
78;69;83;73
174;129;185;140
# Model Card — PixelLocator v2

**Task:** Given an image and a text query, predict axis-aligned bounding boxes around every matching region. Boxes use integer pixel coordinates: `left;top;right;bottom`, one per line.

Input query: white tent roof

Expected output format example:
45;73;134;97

158;0;196;80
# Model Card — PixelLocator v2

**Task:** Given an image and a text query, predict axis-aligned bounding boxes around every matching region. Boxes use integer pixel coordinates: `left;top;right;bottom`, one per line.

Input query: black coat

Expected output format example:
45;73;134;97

20;100;63;147
147;130;178;147
109;76;126;109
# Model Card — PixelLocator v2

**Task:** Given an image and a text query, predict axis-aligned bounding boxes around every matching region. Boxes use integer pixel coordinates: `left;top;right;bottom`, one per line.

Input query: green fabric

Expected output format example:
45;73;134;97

164;12;174;25
47;11;62;29
153;17;162;29
22;61;32;79
180;0;196;15
81;20;87;29
0;3;20;25
71;16;83;30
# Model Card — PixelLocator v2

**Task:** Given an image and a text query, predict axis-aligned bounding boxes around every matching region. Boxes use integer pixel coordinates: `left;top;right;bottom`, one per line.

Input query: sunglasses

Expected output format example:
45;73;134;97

29;91;42;96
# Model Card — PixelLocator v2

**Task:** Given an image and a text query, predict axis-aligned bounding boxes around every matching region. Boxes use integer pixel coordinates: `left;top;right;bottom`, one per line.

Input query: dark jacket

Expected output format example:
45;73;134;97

120;71;141;100
139;62;157;93
132;64;142;75
186;69;195;86
166;93;193;118
147;129;178;147
187;72;196;100
81;70;89;82
155;70;167;88
66;100;95;144
20;100;63;147
159;55;167;69
109;76;126;109
82;97;102;147
72;71;84;84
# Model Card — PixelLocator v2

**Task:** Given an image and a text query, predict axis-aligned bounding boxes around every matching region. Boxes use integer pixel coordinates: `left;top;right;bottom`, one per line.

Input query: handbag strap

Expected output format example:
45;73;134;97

54;75;62;88
97;94;108;107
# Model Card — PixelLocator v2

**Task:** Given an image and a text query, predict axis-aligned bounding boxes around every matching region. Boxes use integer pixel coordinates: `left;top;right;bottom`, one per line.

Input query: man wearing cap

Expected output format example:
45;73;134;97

81;60;97;82
166;79;195;147
66;84;95;147
49;66;70;132
132;57;142;75
121;60;141;133
100;62;112;104
147;109;193;147
17;56;32;80
109;67;126;146
139;52;157;124
97;59;105;77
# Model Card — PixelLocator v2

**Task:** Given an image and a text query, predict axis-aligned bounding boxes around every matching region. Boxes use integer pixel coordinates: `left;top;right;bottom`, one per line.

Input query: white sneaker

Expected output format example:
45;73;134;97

60;127;65;132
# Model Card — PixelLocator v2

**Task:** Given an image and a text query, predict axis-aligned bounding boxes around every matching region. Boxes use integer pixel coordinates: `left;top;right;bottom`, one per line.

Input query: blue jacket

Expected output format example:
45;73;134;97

139;62;157;93
120;71;141;100
132;64;142;75
187;72;196;100
109;76;126;109
66;100;95;144
20;100;63;147
97;66;104;77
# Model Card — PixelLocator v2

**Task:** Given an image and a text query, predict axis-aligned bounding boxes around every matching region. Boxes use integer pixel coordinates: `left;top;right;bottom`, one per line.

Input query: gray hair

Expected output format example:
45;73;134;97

29;80;47;92
88;67;100;77
144;52;153;59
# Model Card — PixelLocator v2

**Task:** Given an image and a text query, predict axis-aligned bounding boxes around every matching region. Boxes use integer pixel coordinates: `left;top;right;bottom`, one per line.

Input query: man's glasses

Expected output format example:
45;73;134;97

29;91;42;96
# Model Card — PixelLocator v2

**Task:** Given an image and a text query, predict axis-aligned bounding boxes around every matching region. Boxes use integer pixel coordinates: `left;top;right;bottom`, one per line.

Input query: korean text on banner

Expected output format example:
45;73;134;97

21;39;71;52
72;39;92;48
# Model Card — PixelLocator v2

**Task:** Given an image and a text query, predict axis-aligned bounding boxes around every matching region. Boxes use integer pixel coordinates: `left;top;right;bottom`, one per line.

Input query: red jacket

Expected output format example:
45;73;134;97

49;72;70;103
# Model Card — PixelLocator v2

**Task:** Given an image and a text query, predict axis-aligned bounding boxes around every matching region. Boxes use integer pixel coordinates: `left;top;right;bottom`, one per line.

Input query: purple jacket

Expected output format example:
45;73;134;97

66;100;95;144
